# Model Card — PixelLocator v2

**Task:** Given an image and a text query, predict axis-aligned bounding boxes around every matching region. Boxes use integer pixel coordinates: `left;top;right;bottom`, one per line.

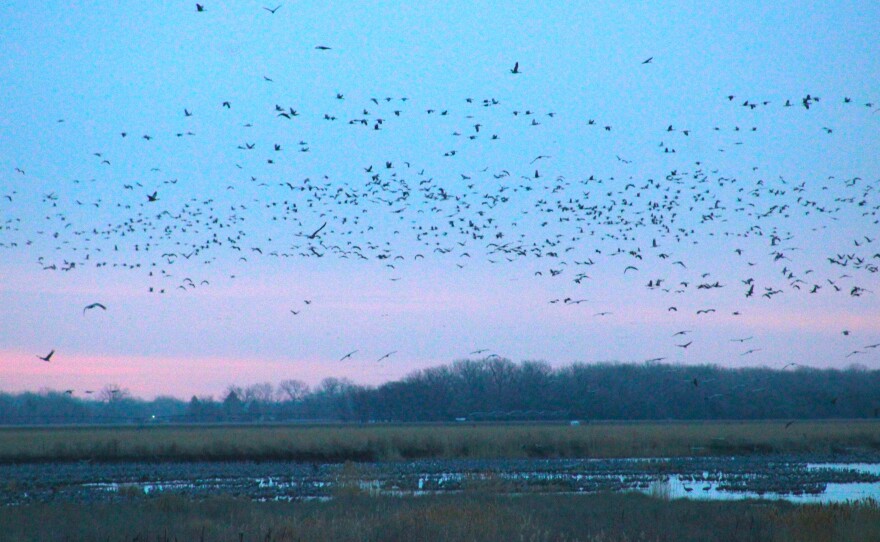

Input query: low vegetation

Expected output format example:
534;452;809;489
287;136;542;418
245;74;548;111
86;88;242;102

2;491;879;542
1;420;879;463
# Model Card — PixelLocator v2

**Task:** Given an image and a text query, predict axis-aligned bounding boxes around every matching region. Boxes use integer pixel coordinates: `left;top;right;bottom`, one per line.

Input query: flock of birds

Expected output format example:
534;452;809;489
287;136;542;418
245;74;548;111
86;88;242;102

3;4;880;391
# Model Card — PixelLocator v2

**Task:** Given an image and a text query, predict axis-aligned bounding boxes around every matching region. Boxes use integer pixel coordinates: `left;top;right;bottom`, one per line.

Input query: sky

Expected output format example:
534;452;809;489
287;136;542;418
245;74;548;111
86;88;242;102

1;1;879;399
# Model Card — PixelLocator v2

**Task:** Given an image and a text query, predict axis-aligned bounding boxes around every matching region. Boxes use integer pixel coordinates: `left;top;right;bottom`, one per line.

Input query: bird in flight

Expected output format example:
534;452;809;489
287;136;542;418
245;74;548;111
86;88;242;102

510;62;520;74
339;350;358;361
315;45;332;50
83;303;107;314
263;4;282;13
37;349;55;362
196;3;205;12
642;56;653;64
307;221;327;239
376;351;397;362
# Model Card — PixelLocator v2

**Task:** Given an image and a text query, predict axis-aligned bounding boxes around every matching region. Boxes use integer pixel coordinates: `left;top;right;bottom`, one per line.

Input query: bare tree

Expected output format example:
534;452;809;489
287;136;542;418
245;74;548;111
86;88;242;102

98;384;129;403
224;384;243;401
318;377;354;396
278;379;310;402
243;382;274;404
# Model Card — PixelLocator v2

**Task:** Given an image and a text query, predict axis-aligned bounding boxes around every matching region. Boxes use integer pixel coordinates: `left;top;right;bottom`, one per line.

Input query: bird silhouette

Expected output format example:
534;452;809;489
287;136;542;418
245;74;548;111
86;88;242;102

83;303;107;314
307;222;327;239
376;351;397;362
37;349;55;362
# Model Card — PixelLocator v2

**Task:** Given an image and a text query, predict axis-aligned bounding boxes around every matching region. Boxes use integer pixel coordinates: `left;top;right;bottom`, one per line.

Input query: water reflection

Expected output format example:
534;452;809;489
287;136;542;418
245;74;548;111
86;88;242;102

4;458;879;505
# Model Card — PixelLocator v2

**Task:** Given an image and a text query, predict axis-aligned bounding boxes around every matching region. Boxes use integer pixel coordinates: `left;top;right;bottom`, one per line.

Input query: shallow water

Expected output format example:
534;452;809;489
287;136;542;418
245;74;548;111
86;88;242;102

657;473;880;503
2;457;879;505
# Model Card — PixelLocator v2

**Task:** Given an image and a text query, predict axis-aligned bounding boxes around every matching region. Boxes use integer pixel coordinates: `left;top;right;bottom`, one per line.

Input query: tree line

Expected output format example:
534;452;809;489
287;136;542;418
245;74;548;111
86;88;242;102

2;359;879;425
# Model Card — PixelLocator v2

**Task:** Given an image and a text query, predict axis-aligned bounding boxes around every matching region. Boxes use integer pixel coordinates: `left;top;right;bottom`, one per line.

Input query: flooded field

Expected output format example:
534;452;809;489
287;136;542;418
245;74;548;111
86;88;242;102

3;455;879;506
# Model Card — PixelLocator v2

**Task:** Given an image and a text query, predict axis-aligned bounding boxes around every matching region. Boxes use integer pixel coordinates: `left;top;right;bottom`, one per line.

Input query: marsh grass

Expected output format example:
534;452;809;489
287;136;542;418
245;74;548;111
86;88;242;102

648;479;673;501
1;420;878;463
2;492;880;541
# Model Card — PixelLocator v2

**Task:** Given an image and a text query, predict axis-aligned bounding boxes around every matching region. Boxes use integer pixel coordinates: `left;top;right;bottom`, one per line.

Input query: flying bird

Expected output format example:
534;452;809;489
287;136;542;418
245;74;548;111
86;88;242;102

307;222;327;239
641;56;653;64
510;61;520;74
37;349;55;362
376;351;397;362
339;350;358;361
263;4;281;13
83;303;107;314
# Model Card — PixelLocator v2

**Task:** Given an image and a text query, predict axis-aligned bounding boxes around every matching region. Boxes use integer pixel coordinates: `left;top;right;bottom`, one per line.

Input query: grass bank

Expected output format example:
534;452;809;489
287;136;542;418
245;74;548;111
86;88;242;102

1;420;879;463
2;492;880;542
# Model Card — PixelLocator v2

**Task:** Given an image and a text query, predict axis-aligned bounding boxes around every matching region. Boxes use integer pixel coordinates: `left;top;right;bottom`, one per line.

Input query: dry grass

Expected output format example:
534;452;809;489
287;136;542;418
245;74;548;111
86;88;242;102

1;420;878;463
2;492;880;542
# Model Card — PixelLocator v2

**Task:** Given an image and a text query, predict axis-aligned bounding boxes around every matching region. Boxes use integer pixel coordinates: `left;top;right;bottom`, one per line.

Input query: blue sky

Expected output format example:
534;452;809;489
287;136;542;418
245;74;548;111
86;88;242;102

1;2;879;398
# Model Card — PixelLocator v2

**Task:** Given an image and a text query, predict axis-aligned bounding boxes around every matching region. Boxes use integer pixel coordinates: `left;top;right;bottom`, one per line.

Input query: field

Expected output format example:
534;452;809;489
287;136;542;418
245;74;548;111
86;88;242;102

1;420;879;463
3;492;880;542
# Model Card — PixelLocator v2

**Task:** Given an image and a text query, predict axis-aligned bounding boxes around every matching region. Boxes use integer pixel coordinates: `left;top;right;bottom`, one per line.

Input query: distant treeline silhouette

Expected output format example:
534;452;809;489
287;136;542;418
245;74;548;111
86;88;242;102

2;359;879;425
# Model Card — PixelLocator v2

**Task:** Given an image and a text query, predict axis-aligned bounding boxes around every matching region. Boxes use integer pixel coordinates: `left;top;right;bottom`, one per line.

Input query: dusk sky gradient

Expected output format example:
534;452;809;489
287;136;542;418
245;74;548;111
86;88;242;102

1;2;879;399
